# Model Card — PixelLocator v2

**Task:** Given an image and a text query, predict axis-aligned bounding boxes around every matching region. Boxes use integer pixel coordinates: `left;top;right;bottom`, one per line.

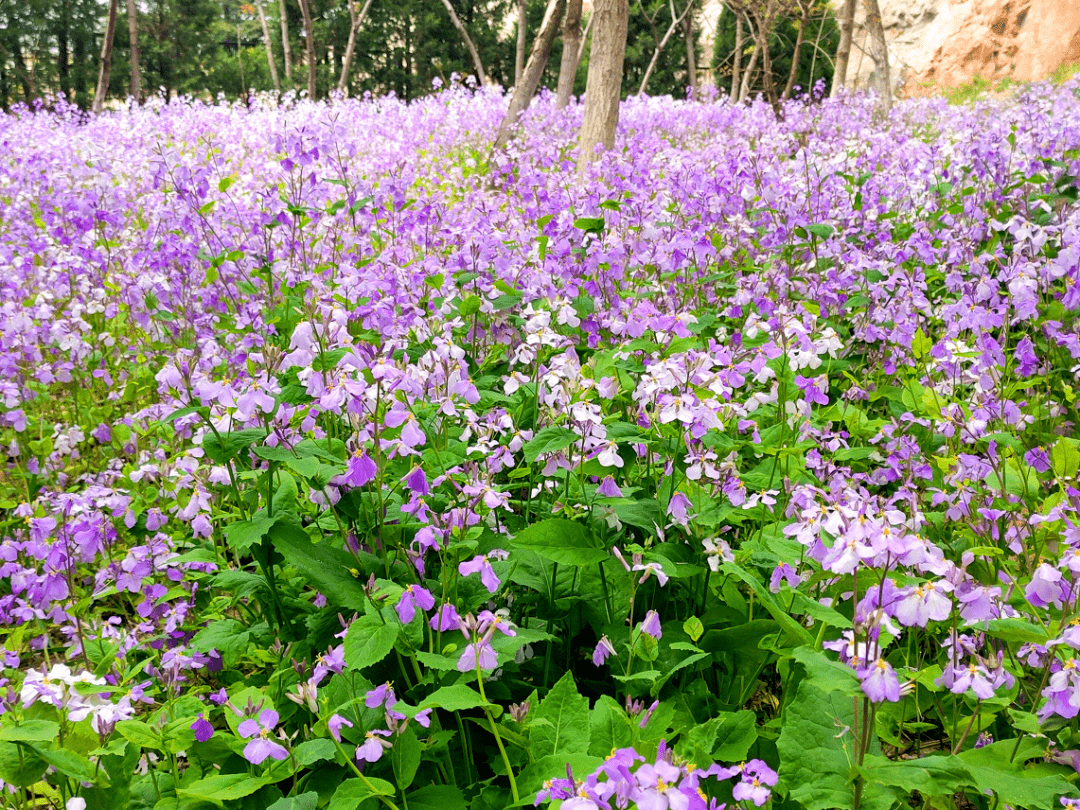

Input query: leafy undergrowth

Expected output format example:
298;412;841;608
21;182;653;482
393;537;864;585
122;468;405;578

3;81;1080;810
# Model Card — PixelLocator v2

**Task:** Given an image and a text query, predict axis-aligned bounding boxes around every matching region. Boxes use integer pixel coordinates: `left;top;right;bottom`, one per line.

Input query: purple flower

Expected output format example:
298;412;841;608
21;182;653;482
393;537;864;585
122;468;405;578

458;550;509;593
343;451;377;487
597;476;623;498
457;641;498;672
238;710;289;764
404;466;429;496
592;636;615;667
632;560;669;587
640;610;663;640
356;729;392;763
328;713;353;742
858;659;901;703
365;682;397;708
191;714;214;743
312;645;345;685
667;491;693;526
396;584;436;624
430;603;461;631
1026;563;1066;609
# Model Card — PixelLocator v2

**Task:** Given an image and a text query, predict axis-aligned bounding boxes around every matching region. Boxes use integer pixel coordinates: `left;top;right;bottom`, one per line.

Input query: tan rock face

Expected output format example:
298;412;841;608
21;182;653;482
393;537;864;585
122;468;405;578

847;0;1080;94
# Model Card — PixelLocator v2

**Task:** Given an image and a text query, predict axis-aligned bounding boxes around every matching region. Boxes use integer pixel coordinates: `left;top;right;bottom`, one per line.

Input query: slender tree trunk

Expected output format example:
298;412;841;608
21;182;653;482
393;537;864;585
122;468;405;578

577;0;628;178
494;0;566;149
515;0;527;84
57;5;71;101
556;0;583;108
257;0;281;91
737;12;761;100
730;10;743;101
682;4;696;96
637;0;696;95
438;0;488;85
338;0;374;92
863;0;890;110
298;0;317;97
126;0;140;100
93;0;120;113
279;0;294;82
831;0;856;95
757;0;778;103
781;0;808;99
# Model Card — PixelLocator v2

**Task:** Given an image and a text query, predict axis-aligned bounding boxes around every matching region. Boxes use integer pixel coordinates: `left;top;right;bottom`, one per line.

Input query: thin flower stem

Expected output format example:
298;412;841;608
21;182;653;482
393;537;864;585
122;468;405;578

474;656;519;803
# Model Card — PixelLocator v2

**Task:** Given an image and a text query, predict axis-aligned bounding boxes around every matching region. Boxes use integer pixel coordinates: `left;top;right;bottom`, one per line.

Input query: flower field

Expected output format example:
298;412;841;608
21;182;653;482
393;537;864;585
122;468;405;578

3;80;1080;810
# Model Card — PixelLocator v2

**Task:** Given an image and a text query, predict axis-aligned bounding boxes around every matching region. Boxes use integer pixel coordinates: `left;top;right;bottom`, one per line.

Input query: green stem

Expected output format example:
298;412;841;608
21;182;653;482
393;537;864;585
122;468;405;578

475;655;519;803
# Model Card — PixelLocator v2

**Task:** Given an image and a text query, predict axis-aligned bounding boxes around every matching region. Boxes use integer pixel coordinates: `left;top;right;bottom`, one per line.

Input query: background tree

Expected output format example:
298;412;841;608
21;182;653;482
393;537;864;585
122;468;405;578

93;0;120;112
577;0;628;178
713;0;838;102
126;0;140;100
494;0;566;149
556;0;584;108
830;0;856;95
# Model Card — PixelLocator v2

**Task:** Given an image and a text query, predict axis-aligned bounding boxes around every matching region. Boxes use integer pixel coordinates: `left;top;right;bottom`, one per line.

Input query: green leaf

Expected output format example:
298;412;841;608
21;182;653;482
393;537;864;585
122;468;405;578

344;614;399;671
27;745;99;782
178;774;270;805
266;793;319;810
958;740;1078;809
588;695;632;758
190;619;251;665
683;617;704;643
522;427;580;463
269;521;369;611
682;711;757;765
859;755;970;795
911;327;933;360
984;618;1050;645
790;647;861;696
532;671;590;759
510;519;606;567
115;719;162;750
777;680;896;810
573;217;605;233
808;223;834;239
201;428;265;464
406;785;468;810
392;727;421;790
418;684;490;712
1053;437;1080;481
720;563;814;646
0;742;46;788
329;778;395;810
0;720;59;742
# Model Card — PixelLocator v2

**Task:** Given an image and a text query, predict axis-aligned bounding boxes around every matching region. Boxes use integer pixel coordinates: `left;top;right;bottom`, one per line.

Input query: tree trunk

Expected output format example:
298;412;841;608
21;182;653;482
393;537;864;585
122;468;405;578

494;0;566;149
831;0;856;96
637;0;696;96
279;0;294;83
682;4;696;96
737;12;760;100
257;0;281;92
298;0;317;97
781;0;808;99
515;0;527;84
93;0;120;113
863;0;891;110
338;0;375;92
438;0;488;85
126;0;140;100
57;0;71;101
576;0;628;179
729;10;743;101
556;0;583;108
757;0;778;103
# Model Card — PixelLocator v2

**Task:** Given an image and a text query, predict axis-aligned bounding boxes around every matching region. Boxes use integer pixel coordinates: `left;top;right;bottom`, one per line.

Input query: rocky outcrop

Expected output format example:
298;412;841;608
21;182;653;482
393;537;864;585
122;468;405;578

848;0;1080;95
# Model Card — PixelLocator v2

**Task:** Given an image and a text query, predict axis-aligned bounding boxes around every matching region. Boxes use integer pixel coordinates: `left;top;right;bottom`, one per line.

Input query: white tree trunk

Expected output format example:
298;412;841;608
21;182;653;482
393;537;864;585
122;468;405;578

93;0;120;113
863;0;891;110
438;0;488;85
515;0;527;84
338;0;375;92
279;0;294;83
257;0;281;92
126;0;140;100
576;0;628;179
298;0;317;98
831;0;856;95
637;0;696;96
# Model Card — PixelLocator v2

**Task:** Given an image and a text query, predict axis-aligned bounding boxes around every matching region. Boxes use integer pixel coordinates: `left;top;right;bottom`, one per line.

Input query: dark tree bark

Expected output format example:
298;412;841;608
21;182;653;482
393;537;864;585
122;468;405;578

438;0;488;85
682;3;697;95
494;0;566;149
126;0;140;100
577;0;628;178
93;0;120;113
556;0;583;108
831;0;856;95
298;0;317;97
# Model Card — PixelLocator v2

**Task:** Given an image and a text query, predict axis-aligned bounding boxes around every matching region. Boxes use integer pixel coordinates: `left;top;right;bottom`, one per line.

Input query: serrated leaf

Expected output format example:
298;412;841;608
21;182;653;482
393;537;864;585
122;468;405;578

177;774;269;805
522;427;580;463
329;777;395;810
269;521;369;611
417;684;490;712
532;672;589;759
406;785;468;810
0;720;59;742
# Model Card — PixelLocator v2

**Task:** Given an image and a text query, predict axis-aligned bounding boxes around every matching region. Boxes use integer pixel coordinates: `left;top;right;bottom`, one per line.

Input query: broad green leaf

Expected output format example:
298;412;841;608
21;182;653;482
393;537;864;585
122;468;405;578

266;793;319;810
860;755;971;795
417;684;490;712
269;521;369;611
911;327;932;360
532;671;590;759
1053;438;1080;481
984;617;1049;645
178;774;269;805
0;742;46;788
682;711;757;766
201;428;265;464
391;727;421;790
588;695;632;758
720;563;814;646
522;427;580;463
190;619;250;665
0;720;59;742
510;519;607;567
329;777;395;810
790;647;861;696
27;745;99;782
406;785;468;810
777;680;896;810
344;614;398;671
